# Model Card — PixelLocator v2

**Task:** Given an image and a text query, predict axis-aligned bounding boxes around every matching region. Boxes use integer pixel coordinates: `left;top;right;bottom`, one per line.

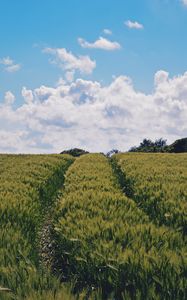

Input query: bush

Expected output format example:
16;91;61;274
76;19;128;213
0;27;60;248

60;148;89;157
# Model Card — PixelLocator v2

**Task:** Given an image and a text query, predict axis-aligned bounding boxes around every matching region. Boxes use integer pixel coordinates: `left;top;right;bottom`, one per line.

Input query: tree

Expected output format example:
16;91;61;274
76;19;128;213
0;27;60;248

128;137;187;153
170;138;187;153
140;139;154;148
107;149;120;157
154;138;167;148
129;138;168;153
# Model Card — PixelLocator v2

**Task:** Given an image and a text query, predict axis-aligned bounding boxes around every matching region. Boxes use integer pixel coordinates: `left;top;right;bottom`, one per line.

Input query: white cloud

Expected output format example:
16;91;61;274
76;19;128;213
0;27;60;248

0;57;13;65
0;70;187;153
154;70;169;86
43;47;96;74
0;130;29;152
182;0;187;6
0;56;21;73
4;91;15;105
78;37;121;51
103;29;112;35
5;64;21;73
125;20;144;29
22;87;34;104
65;70;75;82
56;77;66;86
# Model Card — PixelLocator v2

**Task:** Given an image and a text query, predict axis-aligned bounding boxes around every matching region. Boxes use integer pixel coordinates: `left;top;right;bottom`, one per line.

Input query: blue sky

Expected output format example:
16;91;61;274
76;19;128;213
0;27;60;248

0;0;187;153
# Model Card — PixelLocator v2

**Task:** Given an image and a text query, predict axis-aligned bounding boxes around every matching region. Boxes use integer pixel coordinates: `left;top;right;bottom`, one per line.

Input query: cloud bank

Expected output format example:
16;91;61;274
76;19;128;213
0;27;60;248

0;70;186;153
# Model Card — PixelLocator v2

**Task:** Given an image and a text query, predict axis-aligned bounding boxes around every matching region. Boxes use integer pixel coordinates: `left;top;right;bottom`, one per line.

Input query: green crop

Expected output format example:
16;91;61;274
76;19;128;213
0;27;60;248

55;154;187;299
1;153;186;299
0;154;74;299
113;153;187;235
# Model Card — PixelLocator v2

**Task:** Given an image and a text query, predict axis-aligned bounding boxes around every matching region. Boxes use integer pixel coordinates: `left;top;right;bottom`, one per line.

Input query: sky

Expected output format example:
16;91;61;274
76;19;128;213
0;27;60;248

0;0;187;153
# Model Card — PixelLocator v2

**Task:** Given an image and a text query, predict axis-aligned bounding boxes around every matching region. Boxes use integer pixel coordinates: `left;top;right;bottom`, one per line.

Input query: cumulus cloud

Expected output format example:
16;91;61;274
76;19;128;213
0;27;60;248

78;37;121;50
0;130;29;152
0;70;186;153
6;64;21;73
0;57;14;65
4;91;15;105
125;20;144;29
103;29;112;35
43;47;96;74
0;56;21;72
22;87;34;104
65;70;75;82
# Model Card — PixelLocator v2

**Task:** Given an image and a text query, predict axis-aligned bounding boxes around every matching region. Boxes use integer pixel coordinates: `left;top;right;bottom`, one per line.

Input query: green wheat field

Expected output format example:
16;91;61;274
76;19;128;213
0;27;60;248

0;153;186;299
